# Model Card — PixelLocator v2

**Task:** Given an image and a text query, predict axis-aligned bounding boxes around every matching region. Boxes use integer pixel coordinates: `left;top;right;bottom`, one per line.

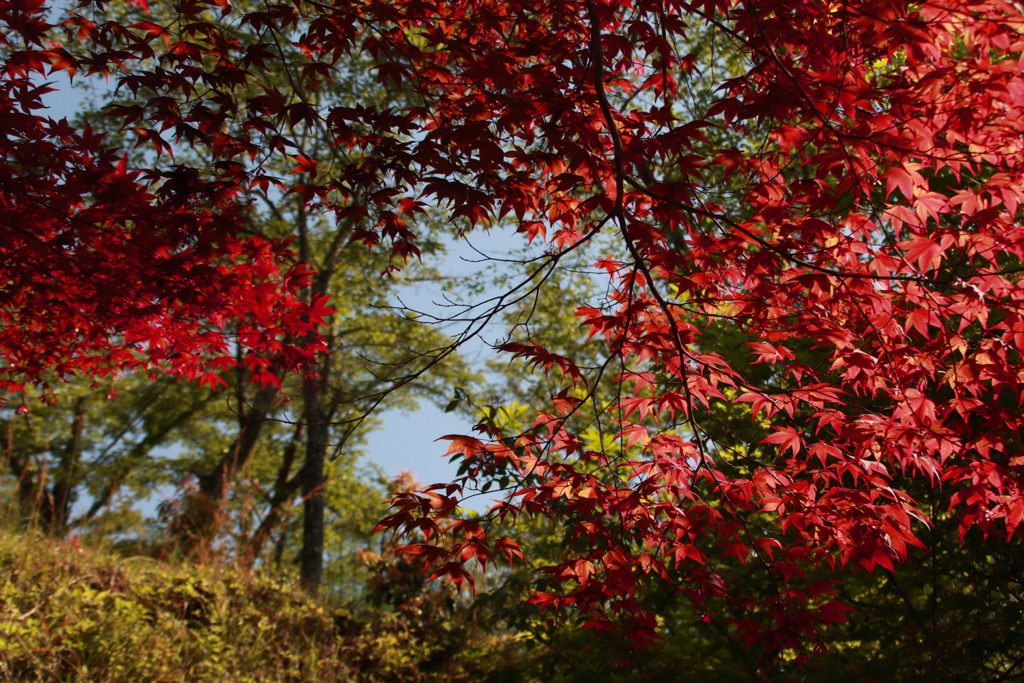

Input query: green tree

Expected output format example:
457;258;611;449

1;0;482;595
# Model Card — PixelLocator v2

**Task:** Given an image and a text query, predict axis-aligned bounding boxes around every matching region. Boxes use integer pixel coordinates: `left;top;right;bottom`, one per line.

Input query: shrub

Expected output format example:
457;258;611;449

0;531;519;682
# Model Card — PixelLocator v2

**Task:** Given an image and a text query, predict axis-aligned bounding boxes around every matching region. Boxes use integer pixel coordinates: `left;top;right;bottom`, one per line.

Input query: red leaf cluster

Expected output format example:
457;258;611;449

0;0;324;392
366;0;1024;657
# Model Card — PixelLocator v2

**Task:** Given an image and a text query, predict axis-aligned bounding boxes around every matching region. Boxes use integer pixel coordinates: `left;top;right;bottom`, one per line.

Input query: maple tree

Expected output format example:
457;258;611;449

0;0;327;395
5;0;1024;666
368;0;1024;662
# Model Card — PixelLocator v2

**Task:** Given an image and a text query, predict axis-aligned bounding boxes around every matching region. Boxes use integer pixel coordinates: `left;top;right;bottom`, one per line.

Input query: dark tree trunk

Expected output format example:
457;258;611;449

244;421;303;567
4;421;32;523
300;372;329;594
294;205;351;594
47;396;86;534
185;382;278;548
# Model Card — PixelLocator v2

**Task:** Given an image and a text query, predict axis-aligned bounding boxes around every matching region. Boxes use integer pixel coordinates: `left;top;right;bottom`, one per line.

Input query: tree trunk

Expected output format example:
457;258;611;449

5;421;37;525
186;382;278;548
46;396;86;534
243;421;303;567
300;371;329;594
294;204;351;593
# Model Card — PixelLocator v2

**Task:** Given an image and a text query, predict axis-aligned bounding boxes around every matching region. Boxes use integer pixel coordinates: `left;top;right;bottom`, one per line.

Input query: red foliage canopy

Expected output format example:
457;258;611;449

5;0;1024;657
0;0;322;393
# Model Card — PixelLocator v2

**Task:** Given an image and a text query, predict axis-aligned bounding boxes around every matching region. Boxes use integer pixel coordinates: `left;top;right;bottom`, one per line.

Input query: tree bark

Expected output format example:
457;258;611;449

243;421;303;567
187;382;278;547
46;396;85;534
5;421;37;525
299;371;329;593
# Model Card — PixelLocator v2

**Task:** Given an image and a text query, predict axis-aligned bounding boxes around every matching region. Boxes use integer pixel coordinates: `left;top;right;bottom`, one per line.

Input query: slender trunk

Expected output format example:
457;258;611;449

5;399;85;535
187;382;278;547
199;382;279;505
33;455;49;529
272;521;290;571
300;371;329;593
5;422;37;524
47;396;86;534
5;420;50;527
243;422;303;567
294;201;352;593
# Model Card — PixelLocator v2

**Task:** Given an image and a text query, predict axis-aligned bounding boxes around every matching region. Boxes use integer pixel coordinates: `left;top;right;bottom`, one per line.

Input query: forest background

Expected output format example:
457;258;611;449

2;0;1024;680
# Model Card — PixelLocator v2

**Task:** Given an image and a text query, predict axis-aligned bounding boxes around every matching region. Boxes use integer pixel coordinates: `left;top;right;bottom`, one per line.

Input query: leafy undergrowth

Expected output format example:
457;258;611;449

0;531;516;682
